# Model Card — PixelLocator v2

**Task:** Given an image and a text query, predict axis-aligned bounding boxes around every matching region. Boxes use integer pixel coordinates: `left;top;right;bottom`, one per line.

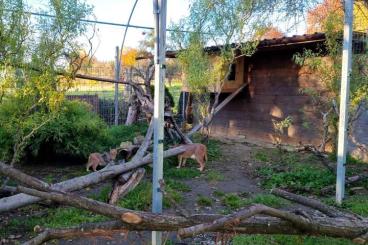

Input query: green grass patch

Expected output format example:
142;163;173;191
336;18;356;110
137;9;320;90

165;179;192;192
88;186;112;202
222;193;246;210
213;190;225;197
197;195;213;207
221;193;287;211
118;181;152;211
258;165;335;193
205;170;225;182
253;150;271;162
117;181;183;210
105;122;148;147
1;207;107;237
254;148;368;194
165;167;201;179
324;195;368;217
232;234;354;245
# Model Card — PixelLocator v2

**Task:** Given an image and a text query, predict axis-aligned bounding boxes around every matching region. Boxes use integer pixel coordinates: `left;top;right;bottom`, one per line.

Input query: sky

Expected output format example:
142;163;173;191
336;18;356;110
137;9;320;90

27;0;190;61
26;0;308;61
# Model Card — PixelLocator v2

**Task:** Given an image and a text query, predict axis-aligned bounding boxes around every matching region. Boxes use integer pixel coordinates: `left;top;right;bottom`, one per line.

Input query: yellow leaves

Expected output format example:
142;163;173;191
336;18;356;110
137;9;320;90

307;0;368;33
121;48;138;67
354;1;368;32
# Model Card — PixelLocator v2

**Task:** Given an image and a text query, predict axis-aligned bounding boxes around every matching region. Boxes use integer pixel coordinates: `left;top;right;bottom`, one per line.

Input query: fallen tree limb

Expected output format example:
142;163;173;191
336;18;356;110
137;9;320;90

23;221;126;245
270;188;346;218
0;145;187;212
187;82;249;137
1;169;365;244
108;168;145;205
320;173;368;195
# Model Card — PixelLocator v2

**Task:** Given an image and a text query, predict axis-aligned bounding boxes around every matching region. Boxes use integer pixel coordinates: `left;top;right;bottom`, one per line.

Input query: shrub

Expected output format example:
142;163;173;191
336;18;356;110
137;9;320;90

27;100;109;159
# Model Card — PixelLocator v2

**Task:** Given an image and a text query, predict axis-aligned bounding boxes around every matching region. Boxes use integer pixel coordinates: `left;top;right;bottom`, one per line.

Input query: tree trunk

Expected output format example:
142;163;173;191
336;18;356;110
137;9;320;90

125;95;140;125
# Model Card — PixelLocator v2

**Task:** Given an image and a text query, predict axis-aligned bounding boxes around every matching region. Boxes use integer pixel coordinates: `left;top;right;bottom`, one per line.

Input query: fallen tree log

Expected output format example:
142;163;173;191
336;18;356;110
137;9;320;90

2;165;368;244
108;168;145;205
320;173;368;195
0;145;186;212
19;183;368;244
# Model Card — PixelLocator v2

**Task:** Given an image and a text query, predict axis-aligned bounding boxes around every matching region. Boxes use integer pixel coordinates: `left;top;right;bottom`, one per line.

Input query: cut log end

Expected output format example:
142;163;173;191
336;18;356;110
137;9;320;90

121;212;142;224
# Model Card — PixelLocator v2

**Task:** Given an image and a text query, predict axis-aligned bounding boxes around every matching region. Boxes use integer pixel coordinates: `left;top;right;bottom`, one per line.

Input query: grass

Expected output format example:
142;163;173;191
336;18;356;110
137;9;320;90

165;179;192;192
165;167;201;179
197;195;213;206
254;149;336;193
117;180;183;210
213;190;225;197
205;170;225;182
323;195;368;217
232;235;354;245
221;193;287;211
1;207;107;238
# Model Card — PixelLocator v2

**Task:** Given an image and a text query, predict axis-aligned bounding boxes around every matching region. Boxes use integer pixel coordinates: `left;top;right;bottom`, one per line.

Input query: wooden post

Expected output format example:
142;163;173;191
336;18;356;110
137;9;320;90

114;46;120;126
336;0;354;204
152;0;167;244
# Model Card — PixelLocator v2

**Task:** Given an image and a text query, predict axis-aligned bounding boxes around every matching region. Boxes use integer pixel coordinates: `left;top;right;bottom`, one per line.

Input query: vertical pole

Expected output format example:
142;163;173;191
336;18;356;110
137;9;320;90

336;0;354;205
114;46;120;126
152;0;167;244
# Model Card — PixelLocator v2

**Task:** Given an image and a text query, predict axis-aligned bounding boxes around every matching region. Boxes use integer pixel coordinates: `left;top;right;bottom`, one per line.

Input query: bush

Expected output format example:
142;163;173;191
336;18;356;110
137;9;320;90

0;97;149;162
28;100;109;159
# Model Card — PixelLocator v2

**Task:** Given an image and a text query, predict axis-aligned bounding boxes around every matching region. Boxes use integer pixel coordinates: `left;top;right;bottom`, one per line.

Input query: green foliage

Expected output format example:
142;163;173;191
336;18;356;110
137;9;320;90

104;122;148;148
28;100;108;158
165;167;201;179
232;235;354;245
118;181;152;211
1;207;106;237
258;165;335;193
0;0;93;163
213;190;225;197
222;193;246;210
222;192;287;211
0;98;149;161
197;195;213;206
117;180;183;210
150;85;176;107
165;179;192;192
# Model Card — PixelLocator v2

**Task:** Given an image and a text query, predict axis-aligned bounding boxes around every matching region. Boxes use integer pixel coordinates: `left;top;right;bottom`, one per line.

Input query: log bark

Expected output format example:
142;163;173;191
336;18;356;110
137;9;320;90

108;168;145;205
271;188;345;218
0;145;187;212
2;173;367;245
23;221;126;245
320;173;368;195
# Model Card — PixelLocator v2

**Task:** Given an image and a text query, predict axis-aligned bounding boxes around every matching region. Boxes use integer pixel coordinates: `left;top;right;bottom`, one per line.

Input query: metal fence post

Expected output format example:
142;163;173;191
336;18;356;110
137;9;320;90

336;0;354;205
152;0;167;244
114;46;120;126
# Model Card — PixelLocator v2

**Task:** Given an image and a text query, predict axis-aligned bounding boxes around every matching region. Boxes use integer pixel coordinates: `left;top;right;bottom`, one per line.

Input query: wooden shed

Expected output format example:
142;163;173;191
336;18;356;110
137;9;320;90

179;33;330;146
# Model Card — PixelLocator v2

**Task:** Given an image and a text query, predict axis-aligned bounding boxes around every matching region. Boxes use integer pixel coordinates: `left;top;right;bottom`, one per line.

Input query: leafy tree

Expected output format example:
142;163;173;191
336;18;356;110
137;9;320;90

0;0;93;163
306;0;368;33
294;1;368;152
171;0;319;136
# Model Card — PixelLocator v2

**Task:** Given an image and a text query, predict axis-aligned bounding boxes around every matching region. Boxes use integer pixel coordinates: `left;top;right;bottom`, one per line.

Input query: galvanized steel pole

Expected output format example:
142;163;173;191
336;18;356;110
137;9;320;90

152;0;167;244
336;0;354;205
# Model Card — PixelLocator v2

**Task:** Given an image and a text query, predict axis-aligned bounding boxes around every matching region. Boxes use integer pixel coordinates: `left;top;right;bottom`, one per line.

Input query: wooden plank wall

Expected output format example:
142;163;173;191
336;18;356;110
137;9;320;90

211;50;327;146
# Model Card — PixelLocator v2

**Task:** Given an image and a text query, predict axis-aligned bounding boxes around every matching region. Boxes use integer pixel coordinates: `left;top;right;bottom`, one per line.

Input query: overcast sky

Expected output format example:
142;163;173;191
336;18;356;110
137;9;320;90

27;0;190;61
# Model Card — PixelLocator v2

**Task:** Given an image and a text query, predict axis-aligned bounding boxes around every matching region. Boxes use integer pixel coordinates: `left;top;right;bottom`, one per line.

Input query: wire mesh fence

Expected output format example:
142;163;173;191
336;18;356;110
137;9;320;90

65;65;130;126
